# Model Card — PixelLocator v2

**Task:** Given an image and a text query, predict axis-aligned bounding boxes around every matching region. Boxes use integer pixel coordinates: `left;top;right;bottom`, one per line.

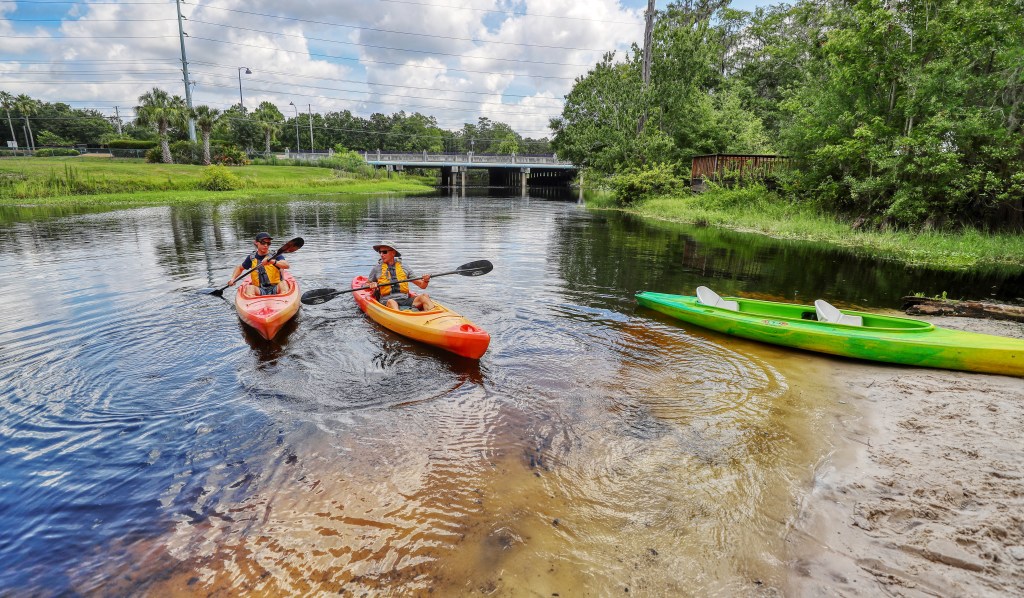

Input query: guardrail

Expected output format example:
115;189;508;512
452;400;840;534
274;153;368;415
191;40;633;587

363;152;574;166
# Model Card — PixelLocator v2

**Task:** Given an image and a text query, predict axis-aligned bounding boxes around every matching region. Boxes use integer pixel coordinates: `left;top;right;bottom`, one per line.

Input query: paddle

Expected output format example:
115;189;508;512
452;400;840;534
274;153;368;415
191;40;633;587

201;237;305;297
301;259;493;306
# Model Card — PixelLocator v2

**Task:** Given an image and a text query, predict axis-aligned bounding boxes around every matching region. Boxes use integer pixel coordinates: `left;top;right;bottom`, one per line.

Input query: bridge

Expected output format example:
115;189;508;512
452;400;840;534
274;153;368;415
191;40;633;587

362;151;578;191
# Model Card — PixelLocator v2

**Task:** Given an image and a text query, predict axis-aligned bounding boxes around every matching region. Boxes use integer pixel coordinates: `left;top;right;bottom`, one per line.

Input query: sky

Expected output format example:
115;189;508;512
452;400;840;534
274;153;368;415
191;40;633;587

0;0;770;137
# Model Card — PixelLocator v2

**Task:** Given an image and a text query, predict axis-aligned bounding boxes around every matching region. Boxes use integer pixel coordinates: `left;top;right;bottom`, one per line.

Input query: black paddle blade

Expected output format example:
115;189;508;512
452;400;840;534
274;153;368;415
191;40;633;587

278;237;304;254
456;260;493;276
301;288;339;305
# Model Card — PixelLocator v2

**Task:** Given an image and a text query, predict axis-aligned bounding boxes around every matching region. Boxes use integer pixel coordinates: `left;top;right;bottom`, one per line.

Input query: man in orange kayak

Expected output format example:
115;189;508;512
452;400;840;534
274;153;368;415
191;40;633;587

226;232;291;297
364;241;434;311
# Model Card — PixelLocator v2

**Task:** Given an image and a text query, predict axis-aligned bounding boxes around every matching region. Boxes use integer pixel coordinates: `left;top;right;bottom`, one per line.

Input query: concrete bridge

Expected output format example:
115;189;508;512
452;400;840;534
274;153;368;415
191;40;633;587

363;151;578;192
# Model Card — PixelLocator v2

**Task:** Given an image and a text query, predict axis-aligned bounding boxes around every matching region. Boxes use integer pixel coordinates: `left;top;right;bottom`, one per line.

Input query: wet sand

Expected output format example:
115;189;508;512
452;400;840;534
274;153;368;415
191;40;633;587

789;315;1024;596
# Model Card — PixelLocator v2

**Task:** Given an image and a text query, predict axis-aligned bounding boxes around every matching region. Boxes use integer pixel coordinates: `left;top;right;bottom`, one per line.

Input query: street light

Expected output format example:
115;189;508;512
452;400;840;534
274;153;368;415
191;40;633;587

237;66;252;112
308;104;314;153
288;101;300;153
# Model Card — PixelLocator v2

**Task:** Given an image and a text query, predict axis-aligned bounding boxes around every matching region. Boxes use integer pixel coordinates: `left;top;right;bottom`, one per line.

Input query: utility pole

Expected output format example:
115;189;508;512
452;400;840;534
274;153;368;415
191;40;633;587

175;0;197;141
308;104;314;152
638;0;655;134
113;106;123;135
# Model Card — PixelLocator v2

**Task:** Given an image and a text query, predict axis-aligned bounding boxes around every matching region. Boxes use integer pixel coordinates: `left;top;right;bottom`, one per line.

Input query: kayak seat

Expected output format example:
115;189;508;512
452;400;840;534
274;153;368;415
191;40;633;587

814;299;863;326
696;286;739;311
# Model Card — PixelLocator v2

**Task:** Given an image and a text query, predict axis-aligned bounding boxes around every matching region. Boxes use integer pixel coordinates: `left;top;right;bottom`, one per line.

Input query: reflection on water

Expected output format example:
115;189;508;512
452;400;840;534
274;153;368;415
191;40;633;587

0;193;1016;595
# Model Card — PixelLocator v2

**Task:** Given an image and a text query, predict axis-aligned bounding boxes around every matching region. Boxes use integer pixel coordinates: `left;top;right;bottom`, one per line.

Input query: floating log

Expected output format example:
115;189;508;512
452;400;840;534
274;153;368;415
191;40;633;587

900;296;1024;323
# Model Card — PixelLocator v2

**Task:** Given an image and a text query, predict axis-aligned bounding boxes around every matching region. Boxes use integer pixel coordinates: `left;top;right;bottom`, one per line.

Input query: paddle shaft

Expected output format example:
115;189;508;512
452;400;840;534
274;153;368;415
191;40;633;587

213;247;290;295
327;267;474;300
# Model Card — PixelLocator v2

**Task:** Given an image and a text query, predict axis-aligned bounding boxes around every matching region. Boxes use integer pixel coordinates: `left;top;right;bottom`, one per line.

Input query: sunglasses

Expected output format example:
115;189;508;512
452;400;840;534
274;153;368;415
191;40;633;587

379;249;392;254
257;240;272;245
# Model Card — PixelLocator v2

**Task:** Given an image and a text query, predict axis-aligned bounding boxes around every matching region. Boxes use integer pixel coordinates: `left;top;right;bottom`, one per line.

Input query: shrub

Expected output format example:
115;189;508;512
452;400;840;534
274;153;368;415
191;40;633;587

144;147;163;163
197;165;243;191
212;145;248;166
35;148;80;157
609;162;685;205
170;140;202;165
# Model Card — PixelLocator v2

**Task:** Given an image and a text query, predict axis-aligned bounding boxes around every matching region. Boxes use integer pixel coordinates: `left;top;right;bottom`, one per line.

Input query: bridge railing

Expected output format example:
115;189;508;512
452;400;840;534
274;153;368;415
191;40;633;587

363;151;574;166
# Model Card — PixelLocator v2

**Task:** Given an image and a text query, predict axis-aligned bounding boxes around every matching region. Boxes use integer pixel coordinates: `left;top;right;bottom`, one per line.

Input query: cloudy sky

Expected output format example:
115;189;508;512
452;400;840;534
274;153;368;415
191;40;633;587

1;0;767;137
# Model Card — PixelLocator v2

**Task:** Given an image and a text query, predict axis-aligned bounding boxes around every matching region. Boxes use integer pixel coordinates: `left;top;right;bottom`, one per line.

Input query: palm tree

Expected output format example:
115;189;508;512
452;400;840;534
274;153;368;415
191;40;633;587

253;102;283;155
135;87;187;163
14;94;38;151
0;92;17;150
193;105;221;165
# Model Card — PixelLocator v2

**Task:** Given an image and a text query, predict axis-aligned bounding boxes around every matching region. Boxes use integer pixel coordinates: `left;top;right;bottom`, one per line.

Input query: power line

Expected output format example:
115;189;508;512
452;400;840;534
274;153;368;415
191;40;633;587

187;70;561;109
196;80;561;119
194;4;625;53
372;0;640;24
188;36;579;80
187;18;594;67
190;60;564;102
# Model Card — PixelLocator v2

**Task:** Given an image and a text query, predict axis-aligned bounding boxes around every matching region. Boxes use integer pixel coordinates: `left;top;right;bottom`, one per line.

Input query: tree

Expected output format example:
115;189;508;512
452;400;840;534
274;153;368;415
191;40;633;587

253;101;283;154
193;105;221;165
0;91;16;149
14;94;38;151
135;87;187;163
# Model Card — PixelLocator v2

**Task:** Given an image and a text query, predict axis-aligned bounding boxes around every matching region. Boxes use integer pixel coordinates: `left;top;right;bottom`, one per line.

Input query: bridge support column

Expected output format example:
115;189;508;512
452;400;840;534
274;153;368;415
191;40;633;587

520;168;530;197
461;167;467;195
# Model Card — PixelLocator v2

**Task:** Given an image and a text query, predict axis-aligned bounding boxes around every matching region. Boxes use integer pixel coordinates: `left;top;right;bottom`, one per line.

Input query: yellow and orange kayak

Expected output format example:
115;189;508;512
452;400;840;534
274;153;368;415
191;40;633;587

351;276;490;359
235;272;300;340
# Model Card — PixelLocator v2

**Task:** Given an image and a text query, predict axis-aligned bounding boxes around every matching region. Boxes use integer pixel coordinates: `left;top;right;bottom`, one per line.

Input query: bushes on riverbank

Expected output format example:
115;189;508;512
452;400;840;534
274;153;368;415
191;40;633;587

616;184;1024;270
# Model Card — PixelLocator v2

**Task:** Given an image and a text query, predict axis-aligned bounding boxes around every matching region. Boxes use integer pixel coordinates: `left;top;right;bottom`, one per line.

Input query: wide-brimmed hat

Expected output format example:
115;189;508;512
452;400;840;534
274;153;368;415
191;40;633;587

372;241;401;257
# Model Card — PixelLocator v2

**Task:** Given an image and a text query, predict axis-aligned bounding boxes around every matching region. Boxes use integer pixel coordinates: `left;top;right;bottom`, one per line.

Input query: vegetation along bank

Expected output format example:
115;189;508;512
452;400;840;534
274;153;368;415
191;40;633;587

548;0;1023;272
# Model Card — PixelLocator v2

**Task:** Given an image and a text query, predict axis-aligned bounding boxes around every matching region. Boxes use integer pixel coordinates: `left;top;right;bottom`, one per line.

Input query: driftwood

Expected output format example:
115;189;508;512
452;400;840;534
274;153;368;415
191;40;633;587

900;296;1024;323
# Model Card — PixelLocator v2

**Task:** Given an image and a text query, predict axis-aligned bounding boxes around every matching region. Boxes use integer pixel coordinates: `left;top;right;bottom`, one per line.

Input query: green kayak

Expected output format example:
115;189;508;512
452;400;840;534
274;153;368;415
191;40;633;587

635;290;1024;377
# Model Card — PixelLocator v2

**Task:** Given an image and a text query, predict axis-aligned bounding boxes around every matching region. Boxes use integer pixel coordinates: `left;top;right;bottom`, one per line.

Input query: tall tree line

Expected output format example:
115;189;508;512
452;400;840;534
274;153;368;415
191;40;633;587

0;89;551;158
551;0;1024;230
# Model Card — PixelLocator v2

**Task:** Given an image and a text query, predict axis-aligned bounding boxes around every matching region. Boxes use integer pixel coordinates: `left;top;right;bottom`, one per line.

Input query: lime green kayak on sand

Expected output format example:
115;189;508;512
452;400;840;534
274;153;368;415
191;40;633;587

635;291;1024;377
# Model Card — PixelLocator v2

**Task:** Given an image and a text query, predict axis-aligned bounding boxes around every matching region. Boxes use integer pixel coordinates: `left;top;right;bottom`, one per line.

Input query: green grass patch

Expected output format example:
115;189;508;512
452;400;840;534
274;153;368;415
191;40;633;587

0;156;435;206
611;185;1024;272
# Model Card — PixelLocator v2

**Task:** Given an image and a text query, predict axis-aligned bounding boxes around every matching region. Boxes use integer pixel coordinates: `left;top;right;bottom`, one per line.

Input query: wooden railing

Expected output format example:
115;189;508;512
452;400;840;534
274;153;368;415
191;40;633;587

691;154;791;181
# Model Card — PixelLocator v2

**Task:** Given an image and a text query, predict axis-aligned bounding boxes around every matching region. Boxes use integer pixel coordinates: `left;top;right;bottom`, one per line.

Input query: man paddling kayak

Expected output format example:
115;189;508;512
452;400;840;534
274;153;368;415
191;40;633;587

364;241;434;311
226;232;292;297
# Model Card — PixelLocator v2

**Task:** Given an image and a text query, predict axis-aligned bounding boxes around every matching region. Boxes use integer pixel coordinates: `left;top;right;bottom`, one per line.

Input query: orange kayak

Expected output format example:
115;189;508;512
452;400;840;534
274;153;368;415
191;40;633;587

235;272;300;340
351;276;490;359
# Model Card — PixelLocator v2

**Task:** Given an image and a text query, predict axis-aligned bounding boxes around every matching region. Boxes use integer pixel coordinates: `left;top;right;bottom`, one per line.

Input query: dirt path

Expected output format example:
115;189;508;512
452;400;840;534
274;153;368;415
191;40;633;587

788;316;1024;597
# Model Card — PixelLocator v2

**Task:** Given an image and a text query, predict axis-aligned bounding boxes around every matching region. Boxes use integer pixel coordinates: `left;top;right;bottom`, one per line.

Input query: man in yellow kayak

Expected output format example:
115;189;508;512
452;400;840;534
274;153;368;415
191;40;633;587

364;241;434;311
226;232;291;297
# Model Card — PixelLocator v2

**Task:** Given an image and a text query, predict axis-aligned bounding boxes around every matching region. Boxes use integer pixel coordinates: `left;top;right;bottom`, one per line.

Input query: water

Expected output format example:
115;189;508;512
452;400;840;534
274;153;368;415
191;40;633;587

1;192;1020;595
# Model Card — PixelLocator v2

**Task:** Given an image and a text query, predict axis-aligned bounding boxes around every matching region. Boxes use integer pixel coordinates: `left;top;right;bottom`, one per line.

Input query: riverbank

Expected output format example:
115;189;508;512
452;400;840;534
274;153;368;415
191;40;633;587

790;315;1024;596
587;187;1024;272
0;157;435;206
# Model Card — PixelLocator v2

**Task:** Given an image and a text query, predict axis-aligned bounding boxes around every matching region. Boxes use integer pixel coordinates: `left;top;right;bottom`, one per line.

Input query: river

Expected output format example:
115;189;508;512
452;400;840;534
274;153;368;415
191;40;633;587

1;191;1021;595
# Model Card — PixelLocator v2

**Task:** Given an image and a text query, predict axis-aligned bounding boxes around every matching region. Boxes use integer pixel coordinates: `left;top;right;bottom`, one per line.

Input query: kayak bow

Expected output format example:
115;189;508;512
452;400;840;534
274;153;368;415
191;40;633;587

234;272;300;340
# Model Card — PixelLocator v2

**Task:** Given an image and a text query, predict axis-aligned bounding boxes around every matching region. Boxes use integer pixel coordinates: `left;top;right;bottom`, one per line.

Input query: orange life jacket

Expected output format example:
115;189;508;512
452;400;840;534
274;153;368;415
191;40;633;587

377;260;409;297
247;254;281;286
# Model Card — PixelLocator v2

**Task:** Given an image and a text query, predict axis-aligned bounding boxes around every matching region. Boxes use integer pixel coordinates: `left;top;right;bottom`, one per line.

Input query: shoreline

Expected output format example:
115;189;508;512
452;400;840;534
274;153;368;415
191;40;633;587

789;315;1024;595
582;189;1024;272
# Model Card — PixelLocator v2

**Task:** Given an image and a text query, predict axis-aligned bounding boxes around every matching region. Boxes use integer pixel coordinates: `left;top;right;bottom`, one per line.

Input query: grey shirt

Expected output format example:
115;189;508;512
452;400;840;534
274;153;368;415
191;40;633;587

368;260;416;298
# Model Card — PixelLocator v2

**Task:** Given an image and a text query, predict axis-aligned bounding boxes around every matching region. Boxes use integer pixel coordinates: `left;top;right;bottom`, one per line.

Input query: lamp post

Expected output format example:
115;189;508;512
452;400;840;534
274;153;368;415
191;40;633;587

237;66;252;112
308;104;314;153
288;101;300;153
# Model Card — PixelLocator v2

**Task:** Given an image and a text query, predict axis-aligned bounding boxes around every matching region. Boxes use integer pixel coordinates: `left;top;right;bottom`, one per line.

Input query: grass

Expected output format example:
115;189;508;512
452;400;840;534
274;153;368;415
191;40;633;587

0;156;435;205
592;185;1024;272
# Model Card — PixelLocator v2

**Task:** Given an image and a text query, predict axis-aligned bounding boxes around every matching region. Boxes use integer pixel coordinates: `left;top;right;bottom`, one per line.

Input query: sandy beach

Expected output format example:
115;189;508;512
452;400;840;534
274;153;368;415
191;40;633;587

789;315;1024;596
